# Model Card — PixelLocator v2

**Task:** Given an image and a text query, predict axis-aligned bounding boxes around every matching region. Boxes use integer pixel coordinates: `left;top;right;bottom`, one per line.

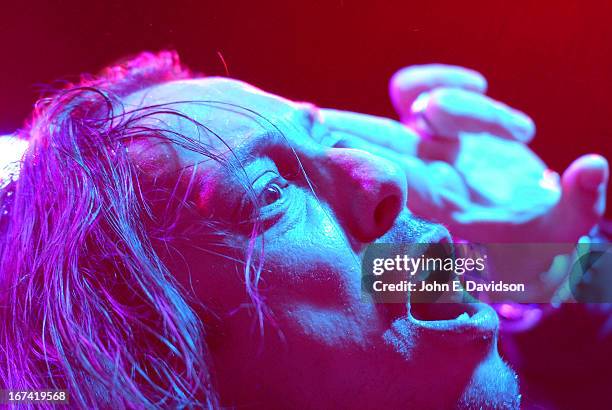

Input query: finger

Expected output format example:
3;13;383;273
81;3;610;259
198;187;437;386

327;130;466;218
545;154;609;242
318;108;420;156
319;108;460;168
390;64;487;120
415;88;536;143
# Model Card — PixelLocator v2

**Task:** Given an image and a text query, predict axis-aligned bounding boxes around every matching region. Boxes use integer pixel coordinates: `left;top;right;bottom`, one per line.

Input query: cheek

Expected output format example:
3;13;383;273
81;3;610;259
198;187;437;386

263;225;361;307
256;200;393;345
167;240;251;313
281;303;383;349
257;195;368;305
259;244;385;350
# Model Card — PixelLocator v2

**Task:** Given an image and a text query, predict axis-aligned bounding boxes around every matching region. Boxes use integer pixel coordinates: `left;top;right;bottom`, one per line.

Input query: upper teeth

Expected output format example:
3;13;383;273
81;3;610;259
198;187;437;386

456;312;470;321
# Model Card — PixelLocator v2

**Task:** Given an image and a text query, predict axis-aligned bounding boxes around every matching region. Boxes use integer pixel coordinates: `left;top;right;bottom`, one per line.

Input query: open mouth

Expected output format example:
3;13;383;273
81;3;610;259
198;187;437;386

368;212;500;338
381;297;499;341
375;228;499;338
410;302;472;322
408;301;499;337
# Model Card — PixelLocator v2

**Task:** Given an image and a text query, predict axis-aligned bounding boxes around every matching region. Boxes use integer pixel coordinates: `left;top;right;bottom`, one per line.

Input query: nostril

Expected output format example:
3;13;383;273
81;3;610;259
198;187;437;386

373;195;401;232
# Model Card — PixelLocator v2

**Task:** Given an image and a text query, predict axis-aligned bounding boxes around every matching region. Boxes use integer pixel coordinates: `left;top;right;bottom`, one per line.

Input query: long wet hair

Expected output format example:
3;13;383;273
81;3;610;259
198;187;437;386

0;51;268;409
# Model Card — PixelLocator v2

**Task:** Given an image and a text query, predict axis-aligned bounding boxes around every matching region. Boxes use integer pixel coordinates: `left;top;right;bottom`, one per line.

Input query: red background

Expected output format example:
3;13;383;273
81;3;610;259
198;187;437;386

2;0;611;214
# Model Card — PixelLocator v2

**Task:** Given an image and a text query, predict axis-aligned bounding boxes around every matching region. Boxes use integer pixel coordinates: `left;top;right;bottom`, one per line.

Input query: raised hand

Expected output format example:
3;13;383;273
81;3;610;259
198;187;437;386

313;64;608;245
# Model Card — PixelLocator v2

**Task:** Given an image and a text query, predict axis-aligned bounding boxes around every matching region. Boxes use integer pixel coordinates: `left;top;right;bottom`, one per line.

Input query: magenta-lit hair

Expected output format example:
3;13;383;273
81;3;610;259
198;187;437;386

0;51;267;408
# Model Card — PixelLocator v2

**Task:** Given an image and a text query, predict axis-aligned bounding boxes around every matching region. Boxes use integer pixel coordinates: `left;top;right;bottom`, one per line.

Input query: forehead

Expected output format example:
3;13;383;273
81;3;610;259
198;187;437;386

121;77;312;190
123;77;304;144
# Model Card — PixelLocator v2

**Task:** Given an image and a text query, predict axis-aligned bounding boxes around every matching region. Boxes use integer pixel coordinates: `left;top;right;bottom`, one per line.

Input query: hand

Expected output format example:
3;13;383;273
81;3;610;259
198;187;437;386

315;64;608;245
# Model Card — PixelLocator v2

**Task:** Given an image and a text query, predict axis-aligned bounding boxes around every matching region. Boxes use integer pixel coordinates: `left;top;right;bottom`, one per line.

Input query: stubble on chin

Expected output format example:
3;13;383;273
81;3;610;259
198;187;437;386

457;348;520;410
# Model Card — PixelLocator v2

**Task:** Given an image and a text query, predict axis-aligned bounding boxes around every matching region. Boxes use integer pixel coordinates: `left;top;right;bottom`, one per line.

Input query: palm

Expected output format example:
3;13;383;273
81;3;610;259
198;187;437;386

431;133;560;243
316;63;606;297
389;64;607;245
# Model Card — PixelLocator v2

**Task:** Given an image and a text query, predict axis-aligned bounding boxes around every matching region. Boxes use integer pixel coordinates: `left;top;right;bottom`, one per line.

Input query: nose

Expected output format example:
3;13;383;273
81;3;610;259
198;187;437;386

313;148;407;243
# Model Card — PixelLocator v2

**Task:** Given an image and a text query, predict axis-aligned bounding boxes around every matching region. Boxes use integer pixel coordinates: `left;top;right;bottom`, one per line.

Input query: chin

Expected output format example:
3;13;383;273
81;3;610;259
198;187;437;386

457;346;521;410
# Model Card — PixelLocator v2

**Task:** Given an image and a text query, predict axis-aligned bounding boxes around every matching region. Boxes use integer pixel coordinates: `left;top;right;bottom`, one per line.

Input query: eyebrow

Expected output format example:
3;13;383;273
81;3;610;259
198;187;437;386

216;130;285;220
232;129;290;165
220;104;324;183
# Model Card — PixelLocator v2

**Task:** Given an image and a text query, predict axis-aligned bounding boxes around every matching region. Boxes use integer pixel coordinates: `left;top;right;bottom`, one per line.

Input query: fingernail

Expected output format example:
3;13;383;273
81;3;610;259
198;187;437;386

578;155;609;191
410;92;431;114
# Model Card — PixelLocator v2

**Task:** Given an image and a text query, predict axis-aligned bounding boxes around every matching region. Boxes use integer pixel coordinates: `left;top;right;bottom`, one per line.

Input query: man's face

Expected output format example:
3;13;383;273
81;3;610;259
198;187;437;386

124;78;519;409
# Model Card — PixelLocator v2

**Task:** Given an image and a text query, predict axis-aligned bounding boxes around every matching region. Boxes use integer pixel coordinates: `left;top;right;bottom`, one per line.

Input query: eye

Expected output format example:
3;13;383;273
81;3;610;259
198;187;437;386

261;184;282;205
259;181;286;206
